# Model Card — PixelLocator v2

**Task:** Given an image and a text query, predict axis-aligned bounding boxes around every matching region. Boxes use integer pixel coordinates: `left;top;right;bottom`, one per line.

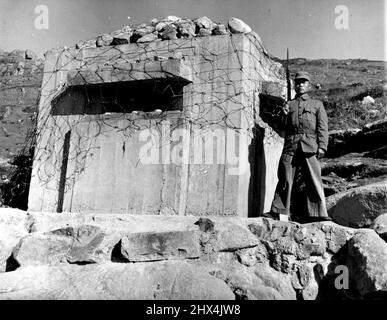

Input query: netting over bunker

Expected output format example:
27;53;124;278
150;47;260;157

28;18;287;217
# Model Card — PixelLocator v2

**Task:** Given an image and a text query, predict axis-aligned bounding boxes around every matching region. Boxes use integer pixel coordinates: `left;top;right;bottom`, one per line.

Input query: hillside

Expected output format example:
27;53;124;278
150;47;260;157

279;58;387;130
0;49;43;160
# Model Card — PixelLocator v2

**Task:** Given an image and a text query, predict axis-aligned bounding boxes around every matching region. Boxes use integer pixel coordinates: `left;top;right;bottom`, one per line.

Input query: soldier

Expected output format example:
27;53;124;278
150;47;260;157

269;71;331;222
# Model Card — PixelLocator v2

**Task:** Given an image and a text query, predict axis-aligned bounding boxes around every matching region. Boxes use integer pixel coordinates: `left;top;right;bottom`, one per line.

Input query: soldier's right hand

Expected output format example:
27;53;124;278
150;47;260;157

283;103;290;115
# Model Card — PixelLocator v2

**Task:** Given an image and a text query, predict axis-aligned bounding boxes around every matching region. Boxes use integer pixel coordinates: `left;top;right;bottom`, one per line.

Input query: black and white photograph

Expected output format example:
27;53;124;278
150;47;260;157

0;0;386;309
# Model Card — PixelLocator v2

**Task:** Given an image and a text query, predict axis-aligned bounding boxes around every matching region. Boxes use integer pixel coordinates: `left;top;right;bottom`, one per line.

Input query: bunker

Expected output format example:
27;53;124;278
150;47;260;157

28;27;286;217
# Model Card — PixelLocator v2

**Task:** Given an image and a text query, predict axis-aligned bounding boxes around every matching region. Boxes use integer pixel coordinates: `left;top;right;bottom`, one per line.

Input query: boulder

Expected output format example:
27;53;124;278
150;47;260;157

11;224;120;266
133;26;155;37
321;155;387;180
75;38;97;49
120;25;132;33
248;218;354;259
96;34;113;47
328;182;387;228
294;224;327;259
319;223;354;253
207;262;296;300
0;209;30;271
137;33;159;43
327;128;360;157
227;17;252;34
248;219;299;258
111;30;132;45
25;49;37;60
0;261;235;300
371;213;387;241
236;242;268;267
253;265;296;299
150;18;159;26
322;173;350;196
49;225;108;264
155;22;168;32
161;24;178;40
246;284;283;299
327;120;387;158
13;61;25;75
213;24;229;35
176;20;196;38
161;15;181;23
219;223;259;250
300;261;328;300
194;16;215;30
197;28;212;37
120;230;200;262
9;49;25;60
321;155;387;196
346;230;387;296
207;220;259;252
12;233;73;267
290;261;312;291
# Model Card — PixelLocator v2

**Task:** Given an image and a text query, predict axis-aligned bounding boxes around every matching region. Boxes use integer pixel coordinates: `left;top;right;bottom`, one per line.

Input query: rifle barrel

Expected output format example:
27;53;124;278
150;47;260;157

286;48;291;101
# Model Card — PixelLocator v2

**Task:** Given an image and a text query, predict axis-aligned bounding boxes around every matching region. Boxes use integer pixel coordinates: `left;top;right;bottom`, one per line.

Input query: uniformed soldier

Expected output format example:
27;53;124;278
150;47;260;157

270;71;331;222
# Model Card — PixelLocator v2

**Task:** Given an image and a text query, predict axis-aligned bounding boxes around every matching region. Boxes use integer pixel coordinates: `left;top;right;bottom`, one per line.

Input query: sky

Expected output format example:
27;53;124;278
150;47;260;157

0;0;386;60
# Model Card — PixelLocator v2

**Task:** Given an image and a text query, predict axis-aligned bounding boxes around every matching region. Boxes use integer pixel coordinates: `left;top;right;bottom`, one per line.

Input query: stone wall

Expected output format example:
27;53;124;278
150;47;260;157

1;208;387;299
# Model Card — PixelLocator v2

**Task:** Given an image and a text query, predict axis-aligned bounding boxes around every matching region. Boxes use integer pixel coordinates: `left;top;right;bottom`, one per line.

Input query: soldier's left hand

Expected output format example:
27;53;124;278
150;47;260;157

317;148;325;159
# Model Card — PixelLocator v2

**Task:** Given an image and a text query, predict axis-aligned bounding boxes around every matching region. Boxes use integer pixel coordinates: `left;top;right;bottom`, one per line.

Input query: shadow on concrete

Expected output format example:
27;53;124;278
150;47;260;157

248;94;287;217
258;93;286;138
248;123;265;217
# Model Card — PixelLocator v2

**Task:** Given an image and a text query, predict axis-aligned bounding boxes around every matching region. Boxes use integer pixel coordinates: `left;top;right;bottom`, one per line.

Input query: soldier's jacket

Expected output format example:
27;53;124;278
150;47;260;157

282;93;328;155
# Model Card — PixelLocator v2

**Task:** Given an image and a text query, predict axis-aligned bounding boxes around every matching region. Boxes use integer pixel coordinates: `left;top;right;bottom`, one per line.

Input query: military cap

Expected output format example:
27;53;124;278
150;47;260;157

295;71;311;82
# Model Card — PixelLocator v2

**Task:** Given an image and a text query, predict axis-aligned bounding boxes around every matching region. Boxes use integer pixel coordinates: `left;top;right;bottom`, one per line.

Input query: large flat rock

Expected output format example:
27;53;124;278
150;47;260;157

327;120;387;158
120;230;200;262
346;230;387;296
0;209;30;271
328;182;387;228
371;213;387;241
12;225;114;267
0;261;234;300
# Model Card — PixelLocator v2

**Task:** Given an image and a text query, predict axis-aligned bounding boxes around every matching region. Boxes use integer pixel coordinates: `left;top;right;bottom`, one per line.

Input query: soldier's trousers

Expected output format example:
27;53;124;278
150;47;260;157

270;149;328;219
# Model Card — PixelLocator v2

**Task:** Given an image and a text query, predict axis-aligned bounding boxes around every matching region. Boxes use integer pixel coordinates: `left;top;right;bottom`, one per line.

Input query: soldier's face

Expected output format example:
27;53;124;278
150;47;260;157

295;79;311;95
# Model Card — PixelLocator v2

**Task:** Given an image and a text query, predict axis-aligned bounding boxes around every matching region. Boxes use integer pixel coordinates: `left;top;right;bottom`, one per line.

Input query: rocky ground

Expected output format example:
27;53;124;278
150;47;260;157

0;16;386;300
322;119;387;226
0;208;386;300
0;49;43;160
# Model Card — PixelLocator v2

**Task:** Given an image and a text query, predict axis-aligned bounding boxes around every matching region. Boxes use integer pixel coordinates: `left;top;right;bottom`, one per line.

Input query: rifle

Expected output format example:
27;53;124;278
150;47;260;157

286;48;291;101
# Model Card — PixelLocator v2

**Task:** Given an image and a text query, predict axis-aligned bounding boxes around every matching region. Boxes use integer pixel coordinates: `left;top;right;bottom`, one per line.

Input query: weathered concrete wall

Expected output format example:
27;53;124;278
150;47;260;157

28;33;285;216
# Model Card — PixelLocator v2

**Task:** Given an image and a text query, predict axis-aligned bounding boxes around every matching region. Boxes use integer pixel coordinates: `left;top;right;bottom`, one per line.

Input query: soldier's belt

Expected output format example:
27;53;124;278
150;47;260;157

287;132;316;137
